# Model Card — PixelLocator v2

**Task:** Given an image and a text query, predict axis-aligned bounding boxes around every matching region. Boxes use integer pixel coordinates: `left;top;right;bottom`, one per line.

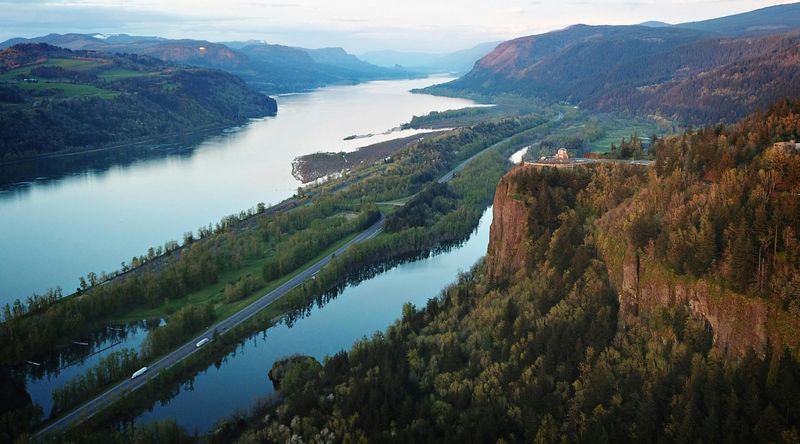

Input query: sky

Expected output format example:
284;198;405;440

0;0;792;53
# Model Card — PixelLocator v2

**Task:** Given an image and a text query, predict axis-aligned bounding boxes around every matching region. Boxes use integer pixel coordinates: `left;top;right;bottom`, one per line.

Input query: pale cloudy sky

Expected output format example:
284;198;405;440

0;0;792;52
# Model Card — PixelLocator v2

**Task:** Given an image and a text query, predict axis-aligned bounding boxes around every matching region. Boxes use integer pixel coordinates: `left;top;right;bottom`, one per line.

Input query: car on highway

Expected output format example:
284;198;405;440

131;367;148;379
196;338;210;348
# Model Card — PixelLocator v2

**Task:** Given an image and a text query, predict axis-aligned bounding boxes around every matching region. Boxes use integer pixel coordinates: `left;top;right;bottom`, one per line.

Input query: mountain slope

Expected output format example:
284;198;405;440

303;47;389;74
677;2;800;36
0;43;277;160
361;42;501;74
430;17;800;124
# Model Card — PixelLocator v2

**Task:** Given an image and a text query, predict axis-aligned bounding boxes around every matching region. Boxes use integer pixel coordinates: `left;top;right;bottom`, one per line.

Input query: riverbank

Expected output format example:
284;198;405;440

0;121;257;167
64;156;504;440
126;109;572;437
0;76;477;305
4;113;543;441
291;130;448;183
38;114;557;439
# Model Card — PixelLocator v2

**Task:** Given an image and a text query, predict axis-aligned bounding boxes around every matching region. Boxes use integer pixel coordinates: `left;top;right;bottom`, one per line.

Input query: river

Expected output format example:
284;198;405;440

136;206;492;433
0;76;476;305
25;320;161;418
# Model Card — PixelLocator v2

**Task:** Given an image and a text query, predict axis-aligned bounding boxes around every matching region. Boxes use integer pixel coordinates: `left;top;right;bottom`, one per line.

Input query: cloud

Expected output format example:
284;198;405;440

0;0;787;52
0;2;186;39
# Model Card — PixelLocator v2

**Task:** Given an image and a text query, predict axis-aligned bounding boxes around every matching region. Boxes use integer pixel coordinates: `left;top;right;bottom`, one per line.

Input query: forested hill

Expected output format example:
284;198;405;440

0;34;419;94
0;43;277;161
426;4;800;124
677;2;800;36
240;100;800;442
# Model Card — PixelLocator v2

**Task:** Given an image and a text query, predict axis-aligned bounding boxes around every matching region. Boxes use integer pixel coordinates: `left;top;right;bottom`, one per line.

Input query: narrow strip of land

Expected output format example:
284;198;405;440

36;215;384;436
36;129;520;437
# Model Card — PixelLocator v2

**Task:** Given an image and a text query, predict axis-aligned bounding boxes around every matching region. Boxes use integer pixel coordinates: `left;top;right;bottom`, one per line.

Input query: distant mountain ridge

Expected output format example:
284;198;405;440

676;2;800;36
428;3;800;124
0;34;419;94
638;21;671;28
361;42;501;74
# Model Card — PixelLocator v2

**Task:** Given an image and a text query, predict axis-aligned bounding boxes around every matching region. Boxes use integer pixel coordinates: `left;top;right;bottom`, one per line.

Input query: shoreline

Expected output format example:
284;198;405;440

292;130;450;183
0;117;272;167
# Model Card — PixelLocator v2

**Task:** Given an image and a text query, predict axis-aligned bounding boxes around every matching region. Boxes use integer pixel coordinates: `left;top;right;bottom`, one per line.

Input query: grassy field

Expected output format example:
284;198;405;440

97;69;150;81
0;58;107;80
378;196;414;207
0;67;31;81
17;81;118;99
589;121;662;153
111;230;362;324
46;58;108;70
0;57;135;101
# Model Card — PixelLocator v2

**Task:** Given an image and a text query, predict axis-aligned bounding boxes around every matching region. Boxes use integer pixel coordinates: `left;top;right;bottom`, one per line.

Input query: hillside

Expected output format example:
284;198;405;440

0;34;418;94
234;43;421;92
0;43;277;161
426;4;800;124
236;101;800;442
361;41;501;74
678;2;800;36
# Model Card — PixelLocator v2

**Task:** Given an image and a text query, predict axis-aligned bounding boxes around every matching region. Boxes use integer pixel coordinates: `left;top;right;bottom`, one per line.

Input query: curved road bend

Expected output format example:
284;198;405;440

37;129;509;437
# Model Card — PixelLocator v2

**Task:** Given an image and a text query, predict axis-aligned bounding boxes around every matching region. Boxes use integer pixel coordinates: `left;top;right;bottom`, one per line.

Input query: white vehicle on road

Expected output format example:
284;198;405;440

131;367;148;379
196;338;210;348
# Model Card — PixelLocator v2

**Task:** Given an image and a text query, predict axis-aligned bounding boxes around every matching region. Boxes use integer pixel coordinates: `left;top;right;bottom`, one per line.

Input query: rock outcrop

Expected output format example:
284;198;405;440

617;244;769;357
486;165;800;358
595;209;800;358
486;165;532;281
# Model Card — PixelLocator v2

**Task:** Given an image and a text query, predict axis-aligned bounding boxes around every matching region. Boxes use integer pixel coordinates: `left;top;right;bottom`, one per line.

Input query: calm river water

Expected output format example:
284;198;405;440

136;207;493;433
0;76;476;305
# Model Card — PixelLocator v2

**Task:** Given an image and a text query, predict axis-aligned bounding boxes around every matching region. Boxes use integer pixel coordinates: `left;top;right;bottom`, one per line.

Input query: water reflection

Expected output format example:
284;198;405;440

0;76;475;305
20;320;162;417
0;130;227;196
134;207;492;433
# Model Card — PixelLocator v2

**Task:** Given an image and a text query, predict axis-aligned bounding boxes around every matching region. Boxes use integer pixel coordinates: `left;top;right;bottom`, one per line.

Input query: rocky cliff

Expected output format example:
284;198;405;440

486;164;800;358
596;223;800;359
486;165;531;281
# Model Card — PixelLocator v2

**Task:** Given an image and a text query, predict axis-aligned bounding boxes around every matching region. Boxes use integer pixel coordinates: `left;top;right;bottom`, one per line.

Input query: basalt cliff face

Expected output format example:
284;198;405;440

486;165;531;281
597;228;800;359
486;164;799;358
604;236;769;357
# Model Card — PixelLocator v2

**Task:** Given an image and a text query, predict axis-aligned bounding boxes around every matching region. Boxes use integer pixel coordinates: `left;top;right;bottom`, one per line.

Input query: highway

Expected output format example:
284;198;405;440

36;215;385;436
438;136;517;183
37;129;504;437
